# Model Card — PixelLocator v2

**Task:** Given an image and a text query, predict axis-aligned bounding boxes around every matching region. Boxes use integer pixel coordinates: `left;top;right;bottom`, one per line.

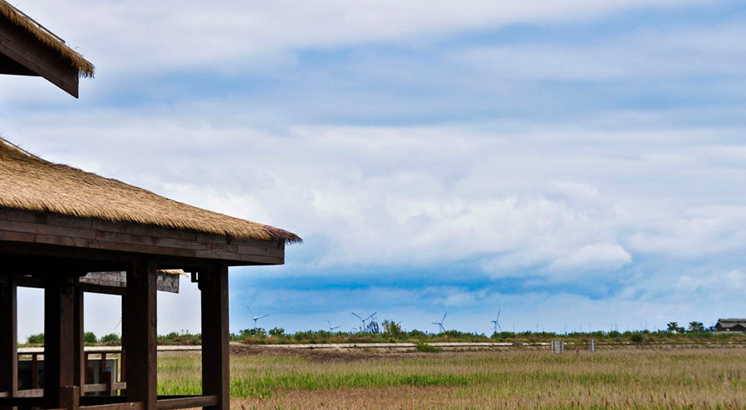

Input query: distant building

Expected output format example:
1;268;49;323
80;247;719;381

715;319;746;332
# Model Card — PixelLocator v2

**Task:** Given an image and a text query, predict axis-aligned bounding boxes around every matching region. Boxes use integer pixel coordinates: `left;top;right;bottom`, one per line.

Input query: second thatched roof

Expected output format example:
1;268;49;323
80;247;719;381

0;137;301;244
0;0;94;77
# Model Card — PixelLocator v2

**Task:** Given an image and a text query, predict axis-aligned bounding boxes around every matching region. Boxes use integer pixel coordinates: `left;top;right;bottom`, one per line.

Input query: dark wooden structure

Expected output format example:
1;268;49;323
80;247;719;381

0;3;300;410
0;212;292;410
0;0;95;97
715;319;746;333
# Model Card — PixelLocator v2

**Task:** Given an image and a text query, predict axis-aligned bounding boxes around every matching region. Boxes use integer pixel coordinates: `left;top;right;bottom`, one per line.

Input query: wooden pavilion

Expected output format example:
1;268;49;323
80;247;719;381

0;3;301;410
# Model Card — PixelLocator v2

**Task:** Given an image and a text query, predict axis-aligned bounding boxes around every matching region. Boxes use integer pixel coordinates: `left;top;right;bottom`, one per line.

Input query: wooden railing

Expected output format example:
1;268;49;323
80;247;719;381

2;348;214;410
0;395;218;410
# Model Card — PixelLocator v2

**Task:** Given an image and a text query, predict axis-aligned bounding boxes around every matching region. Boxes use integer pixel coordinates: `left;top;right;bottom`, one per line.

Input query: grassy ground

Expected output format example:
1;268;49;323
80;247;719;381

156;346;746;409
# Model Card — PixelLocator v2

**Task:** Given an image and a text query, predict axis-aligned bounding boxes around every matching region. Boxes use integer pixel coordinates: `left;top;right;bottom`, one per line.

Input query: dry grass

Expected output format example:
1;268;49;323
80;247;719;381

157;348;746;409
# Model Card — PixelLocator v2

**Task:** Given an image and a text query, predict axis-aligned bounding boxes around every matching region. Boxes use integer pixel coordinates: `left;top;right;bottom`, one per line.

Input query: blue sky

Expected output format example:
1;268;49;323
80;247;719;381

4;0;746;338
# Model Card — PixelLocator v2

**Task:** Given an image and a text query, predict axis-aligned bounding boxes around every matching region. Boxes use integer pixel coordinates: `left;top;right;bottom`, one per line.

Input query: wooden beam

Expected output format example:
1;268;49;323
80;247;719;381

11;389;43;398
0;15;79;97
0;275;18;408
80;403;144;410
17;273;179;295
79;283;126;296
0;209;285;266
200;263;229;410
123;259;157;410
0;52;36;75
82;382;126;394
156;395;218;410
44;273;78;409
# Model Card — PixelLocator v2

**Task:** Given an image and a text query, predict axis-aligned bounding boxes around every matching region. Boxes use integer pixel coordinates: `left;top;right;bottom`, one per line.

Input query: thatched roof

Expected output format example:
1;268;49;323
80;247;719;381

0;0;94;77
0;137;301;244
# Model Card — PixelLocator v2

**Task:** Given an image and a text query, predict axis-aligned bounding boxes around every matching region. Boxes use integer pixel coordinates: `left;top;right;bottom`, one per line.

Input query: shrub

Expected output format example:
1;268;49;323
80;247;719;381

240;328;267;338
269;327;285;337
100;333;121;344
84;332;97;344
415;343;443;353
156;331;201;345
409;330;426;338
630;332;645;345
382;320;404;338
26;333;44;344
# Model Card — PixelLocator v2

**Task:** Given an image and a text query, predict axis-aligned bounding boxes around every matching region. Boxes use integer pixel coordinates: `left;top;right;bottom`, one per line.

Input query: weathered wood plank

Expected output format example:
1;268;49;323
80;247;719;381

156;395;218;410
80;402;144;410
12;389;43;398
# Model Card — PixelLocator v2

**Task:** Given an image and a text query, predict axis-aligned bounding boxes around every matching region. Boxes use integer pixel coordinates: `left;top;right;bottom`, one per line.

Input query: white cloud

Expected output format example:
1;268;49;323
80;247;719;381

6;0;724;77
7;112;746;280
453;23;746;82
548;243;632;272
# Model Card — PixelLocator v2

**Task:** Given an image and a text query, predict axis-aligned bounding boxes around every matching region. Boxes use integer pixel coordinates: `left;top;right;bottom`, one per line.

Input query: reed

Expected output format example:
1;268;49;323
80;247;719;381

156;348;746;409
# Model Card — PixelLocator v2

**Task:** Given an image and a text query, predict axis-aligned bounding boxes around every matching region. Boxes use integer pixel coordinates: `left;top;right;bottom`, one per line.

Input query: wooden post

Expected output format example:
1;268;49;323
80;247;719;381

74;286;85;391
101;372;116;396
200;263;229;410
31;354;38;389
44;274;77;409
100;353;107;384
123;258;157;410
59;386;79;410
120;296;126;389
0;276;18;408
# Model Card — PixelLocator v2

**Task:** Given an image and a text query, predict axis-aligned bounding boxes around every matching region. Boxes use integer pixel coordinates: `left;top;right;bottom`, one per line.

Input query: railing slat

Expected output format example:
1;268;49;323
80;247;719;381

80;402;144;410
156;395;219;410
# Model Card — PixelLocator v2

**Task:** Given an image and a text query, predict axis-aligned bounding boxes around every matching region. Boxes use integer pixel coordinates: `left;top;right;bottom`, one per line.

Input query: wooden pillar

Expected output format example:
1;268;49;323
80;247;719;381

120;296;126;387
200;263;229;410
0;276;18;405
74;286;85;390
123;258;157;410
44;274;77;409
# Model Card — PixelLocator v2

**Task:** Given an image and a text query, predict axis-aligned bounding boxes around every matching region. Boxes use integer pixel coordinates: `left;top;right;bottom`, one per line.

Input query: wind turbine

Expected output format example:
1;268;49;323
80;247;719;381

351;311;376;332
432;313;447;333
491;309;502;334
113;316;122;335
327;319;341;333
247;307;269;329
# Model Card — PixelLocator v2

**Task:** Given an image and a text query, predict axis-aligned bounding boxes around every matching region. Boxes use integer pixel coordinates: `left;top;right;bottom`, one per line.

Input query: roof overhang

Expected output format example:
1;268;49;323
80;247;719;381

0;2;92;97
0;208;286;267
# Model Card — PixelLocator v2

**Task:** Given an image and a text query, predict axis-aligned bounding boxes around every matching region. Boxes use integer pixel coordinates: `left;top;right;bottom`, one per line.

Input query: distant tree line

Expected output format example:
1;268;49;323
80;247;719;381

20;320;729;346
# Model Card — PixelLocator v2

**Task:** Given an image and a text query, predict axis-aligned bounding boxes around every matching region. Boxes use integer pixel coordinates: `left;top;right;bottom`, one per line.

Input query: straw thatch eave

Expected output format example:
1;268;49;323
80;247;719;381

0;137;301;244
0;0;94;77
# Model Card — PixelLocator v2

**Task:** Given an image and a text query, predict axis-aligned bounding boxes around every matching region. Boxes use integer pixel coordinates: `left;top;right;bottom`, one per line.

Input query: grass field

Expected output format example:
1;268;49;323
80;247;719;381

155;346;746;409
